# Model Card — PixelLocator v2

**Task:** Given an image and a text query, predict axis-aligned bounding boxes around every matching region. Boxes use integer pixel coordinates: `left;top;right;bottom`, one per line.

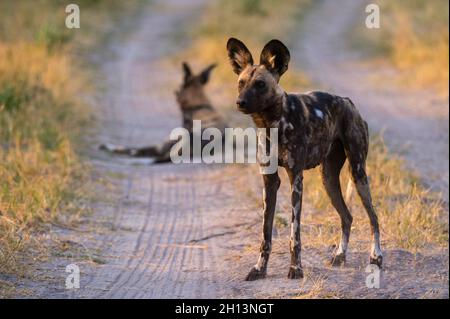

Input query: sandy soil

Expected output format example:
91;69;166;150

9;0;448;299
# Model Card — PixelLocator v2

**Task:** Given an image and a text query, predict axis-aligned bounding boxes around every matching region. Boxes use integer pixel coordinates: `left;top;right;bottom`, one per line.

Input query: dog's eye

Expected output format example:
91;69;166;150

255;80;265;89
238;80;245;89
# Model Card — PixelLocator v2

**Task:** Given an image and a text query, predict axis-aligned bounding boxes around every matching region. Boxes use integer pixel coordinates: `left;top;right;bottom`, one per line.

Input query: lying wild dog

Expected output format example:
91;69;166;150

226;38;382;280
100;62;227;163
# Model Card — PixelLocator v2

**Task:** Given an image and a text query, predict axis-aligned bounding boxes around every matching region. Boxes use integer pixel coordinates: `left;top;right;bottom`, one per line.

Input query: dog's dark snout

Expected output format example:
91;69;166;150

236;99;247;108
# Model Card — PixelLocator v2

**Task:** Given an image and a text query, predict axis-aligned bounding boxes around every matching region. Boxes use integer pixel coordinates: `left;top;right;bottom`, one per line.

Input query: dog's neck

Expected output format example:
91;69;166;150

250;92;285;128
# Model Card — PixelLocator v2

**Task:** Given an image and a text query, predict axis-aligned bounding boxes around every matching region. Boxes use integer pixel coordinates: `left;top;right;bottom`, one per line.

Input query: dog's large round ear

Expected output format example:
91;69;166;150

199;63;217;85
182;62;193;83
260;39;290;80
227;38;254;75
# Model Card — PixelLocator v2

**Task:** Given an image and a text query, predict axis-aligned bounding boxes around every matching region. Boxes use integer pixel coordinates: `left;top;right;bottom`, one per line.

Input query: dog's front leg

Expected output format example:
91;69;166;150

286;168;304;279
245;172;280;281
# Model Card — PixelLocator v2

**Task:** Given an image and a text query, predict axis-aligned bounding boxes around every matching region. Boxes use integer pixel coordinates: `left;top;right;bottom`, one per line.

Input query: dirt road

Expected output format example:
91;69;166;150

13;0;448;299
65;0;231;298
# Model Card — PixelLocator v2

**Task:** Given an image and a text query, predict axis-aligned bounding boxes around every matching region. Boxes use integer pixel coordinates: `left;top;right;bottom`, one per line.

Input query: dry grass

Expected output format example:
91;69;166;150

0;1;144;279
353;0;449;94
0;41;88;276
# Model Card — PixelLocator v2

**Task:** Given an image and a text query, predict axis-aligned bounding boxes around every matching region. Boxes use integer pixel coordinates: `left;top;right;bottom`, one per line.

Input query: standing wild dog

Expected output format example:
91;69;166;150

100;62;227;162
226;38;382;280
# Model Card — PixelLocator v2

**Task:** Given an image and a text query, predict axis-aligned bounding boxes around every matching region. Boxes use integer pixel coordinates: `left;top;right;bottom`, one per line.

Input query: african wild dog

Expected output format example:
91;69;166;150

226;38;382;280
100;62;227;162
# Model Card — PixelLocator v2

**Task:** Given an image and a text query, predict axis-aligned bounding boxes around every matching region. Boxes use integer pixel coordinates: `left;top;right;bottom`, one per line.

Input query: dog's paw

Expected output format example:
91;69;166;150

245;267;266;281
369;255;383;268
329;253;346;267
287;266;303;279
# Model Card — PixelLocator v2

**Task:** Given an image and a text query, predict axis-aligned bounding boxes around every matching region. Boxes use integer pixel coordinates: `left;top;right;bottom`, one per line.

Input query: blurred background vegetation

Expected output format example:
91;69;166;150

353;0;449;93
0;0;143;276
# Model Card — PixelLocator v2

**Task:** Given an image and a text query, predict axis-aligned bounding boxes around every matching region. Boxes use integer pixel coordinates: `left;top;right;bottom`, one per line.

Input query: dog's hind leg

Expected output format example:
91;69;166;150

321;140;353;266
246;173;280;281
345;125;383;268
351;162;383;267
